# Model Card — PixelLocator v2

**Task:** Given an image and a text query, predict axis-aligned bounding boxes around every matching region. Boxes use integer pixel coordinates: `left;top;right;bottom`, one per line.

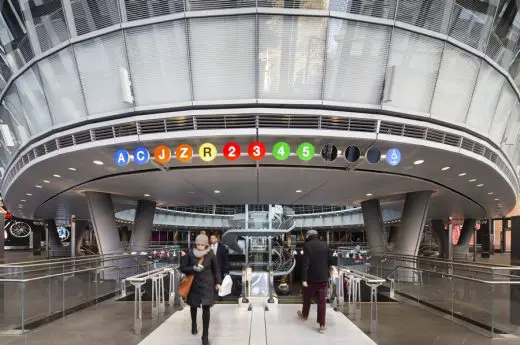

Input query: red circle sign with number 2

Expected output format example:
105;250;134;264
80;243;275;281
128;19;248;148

223;142;241;161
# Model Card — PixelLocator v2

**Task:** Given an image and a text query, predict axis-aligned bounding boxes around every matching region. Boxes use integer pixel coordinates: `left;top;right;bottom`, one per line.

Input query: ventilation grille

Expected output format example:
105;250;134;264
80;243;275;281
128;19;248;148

2;116;518;195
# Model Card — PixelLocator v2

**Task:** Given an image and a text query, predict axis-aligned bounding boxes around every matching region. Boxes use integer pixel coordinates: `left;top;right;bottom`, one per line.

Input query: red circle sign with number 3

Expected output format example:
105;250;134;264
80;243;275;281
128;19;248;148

223;142;241;161
248;142;266;161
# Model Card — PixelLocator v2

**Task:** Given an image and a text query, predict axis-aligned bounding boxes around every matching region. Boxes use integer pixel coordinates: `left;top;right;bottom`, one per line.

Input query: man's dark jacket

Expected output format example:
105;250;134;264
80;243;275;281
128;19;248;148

213;243;229;278
301;235;333;283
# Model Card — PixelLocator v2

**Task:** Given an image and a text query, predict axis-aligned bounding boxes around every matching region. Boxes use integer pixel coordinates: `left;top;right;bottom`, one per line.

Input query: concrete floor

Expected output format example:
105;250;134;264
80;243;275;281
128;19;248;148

0;298;518;345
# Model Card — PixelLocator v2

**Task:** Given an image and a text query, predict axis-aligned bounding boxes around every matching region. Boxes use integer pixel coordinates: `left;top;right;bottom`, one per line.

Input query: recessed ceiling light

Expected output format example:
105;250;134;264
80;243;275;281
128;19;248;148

144;194;150;197
68;167;77;171
366;193;373;197
93;160;104;165
458;173;466;176
26;193;32;196
477;183;483;187
35;185;42;188
469;179;477;182
43;180;50;183
296;190;302;193
414;160;424;165
488;192;493;195
53;174;61;178
494;198;499;201
214;190;221;194
441;167;450;171
21;200;25;202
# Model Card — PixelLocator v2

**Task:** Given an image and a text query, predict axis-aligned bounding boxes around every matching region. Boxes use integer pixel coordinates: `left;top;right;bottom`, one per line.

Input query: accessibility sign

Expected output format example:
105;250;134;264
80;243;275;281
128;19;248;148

385;148;401;166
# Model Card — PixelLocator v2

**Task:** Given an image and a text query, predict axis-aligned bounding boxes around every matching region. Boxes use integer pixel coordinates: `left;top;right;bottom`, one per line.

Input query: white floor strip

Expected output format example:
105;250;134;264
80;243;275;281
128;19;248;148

265;305;377;345
138;305;251;345
138;304;377;345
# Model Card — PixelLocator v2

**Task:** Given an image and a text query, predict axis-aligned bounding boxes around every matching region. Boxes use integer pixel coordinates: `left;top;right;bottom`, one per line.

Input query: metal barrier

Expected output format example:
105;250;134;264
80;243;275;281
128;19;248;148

331;266;385;333
122;265;178;335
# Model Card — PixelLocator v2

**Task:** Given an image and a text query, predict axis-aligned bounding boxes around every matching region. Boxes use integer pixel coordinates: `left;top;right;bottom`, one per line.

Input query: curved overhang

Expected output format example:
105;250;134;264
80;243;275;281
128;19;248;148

3;109;515;221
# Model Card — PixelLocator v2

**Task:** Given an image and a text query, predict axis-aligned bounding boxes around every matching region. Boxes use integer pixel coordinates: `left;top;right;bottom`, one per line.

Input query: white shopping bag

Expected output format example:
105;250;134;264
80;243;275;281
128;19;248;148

218;274;232;297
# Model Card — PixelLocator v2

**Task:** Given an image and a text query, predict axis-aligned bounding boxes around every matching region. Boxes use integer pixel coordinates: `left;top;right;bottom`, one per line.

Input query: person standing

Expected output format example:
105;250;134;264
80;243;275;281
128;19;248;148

180;234;221;345
297;229;333;333
210;233;229;279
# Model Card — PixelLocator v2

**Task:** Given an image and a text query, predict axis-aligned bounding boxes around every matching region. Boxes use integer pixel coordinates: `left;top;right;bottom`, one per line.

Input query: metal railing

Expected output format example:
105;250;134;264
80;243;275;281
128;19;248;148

121;265;179;334
375;254;520;337
0;247;180;334
331;266;385;334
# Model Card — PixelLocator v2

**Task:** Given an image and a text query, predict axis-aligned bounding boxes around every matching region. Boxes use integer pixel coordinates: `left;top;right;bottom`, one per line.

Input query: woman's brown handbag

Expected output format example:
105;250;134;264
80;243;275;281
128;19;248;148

178;256;205;299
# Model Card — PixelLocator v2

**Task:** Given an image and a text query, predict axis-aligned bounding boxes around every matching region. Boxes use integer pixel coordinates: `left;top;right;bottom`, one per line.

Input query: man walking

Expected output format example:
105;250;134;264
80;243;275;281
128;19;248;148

297;229;333;333
210;233;229;279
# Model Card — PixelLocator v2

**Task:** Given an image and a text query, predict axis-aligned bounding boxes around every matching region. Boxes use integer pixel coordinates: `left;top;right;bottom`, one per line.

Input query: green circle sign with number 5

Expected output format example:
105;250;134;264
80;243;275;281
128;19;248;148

297;142;315;161
273;142;291;160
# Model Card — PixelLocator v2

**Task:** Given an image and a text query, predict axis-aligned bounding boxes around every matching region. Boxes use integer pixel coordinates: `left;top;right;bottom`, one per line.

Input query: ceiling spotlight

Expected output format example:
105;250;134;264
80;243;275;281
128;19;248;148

366;193;373;197
214;190;221;194
53;174;61;178
477;184;484;187
488;192;493;195
469;179;477;182
35;185;42;188
414;160;424;165
494;198;499;201
93;160;104;165
43;180;50;183
458;173;466;176
26;193;32;196
144;194;151;197
441;167;450;171
21;200;25;202
68;167;77;171
296;190;302;193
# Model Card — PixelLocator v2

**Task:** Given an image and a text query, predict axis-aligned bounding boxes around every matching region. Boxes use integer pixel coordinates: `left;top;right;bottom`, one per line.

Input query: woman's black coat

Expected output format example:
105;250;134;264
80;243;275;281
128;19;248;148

180;250;222;307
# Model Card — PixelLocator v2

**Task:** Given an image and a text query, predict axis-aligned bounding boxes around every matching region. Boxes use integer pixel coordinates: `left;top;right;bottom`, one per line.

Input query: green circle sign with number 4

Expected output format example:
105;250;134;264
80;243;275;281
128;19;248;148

273;142;291;160
297;142;315;161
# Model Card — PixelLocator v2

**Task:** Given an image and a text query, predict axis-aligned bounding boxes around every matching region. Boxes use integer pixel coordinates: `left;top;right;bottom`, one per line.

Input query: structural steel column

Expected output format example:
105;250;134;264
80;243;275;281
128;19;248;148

510;216;520;325
393;191;433;257
431;219;448;259
45;219;63;252
479;219;491;258
453;219;476;259
86;192;122;255
130;200;156;251
360;199;387;256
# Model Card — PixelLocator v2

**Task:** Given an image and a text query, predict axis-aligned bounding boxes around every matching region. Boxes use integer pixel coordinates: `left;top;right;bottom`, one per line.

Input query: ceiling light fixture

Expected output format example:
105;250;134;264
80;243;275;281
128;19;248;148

441;167;450;171
414;160;424;165
477;183;484;187
26;193;32;196
469;179;477;182
68;167;77;171
214;190;221;194
93;160;104;165
53;174;61;178
35;185;42;188
488;192;493;195
366;193;373;197
43;180;50;183
144;194;150;197
458;173;466;176
296;190;302;193
494;198;499;201
21;200;25;202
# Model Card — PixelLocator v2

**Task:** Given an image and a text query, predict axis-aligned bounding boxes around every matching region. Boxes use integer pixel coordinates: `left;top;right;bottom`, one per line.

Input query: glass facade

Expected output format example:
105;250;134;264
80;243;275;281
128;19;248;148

0;0;518;180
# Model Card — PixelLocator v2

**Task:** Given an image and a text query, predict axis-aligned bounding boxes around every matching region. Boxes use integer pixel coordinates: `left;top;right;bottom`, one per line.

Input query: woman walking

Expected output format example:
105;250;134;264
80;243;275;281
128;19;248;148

180;234;221;345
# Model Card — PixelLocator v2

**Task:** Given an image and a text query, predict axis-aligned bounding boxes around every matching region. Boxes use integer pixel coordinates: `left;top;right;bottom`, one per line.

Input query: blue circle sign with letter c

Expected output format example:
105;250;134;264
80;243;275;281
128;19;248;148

134;147;150;165
114;149;130;166
386;148;401;166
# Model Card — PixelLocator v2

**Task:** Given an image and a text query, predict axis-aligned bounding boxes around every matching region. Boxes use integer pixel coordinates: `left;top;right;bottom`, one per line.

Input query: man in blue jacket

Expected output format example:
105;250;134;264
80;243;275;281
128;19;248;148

297;229;333;333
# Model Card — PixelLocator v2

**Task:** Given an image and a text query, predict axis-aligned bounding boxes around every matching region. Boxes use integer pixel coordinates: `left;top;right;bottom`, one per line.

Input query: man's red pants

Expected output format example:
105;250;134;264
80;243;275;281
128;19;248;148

301;281;328;326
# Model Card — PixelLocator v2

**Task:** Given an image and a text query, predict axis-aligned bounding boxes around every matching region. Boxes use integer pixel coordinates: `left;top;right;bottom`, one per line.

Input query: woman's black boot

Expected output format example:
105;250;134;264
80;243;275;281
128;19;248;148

190;307;198;335
201;335;209;345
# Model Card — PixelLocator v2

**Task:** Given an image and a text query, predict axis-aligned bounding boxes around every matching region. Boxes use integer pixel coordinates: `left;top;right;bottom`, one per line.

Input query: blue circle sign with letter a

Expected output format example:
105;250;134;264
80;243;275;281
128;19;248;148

134;147;150;165
385;148;401;166
114;149;130;166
